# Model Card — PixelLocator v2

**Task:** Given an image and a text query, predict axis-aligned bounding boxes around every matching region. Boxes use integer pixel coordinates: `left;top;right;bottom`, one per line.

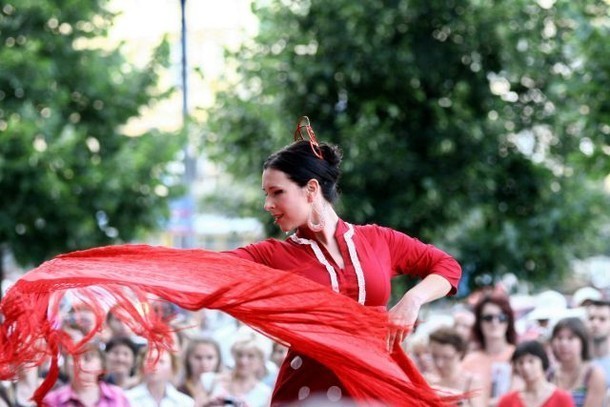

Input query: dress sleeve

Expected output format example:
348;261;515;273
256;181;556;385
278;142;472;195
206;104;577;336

374;225;461;295
223;239;278;266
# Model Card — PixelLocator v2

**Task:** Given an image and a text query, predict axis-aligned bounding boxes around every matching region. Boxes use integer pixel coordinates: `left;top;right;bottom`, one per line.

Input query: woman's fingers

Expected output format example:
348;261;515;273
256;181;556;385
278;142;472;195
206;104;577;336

386;328;408;351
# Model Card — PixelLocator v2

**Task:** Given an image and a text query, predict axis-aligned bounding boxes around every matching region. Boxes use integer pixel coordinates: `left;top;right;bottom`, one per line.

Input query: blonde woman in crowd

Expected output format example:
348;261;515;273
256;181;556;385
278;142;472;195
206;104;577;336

406;331;438;380
426;327;484;407
202;335;272;407
126;349;194;406
177;337;224;406
548;317;606;407
462;293;520;406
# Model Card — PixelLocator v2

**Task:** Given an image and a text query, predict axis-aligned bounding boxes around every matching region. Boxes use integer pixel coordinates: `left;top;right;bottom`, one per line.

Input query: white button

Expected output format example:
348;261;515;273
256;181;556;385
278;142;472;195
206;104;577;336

327;386;342;402
298;386;310;400
290;356;303;369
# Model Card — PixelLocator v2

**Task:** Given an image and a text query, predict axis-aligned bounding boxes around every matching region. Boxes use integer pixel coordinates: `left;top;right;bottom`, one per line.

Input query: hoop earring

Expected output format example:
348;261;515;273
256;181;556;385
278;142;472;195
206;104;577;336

307;201;326;232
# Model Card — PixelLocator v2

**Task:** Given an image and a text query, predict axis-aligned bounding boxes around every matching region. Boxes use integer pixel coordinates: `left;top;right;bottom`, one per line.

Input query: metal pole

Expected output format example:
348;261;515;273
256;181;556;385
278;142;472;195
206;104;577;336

180;0;188;127
179;0;195;248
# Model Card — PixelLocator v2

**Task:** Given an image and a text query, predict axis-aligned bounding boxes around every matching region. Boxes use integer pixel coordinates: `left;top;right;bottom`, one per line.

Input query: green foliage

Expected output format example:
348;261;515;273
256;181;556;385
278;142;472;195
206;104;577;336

0;0;183;266
205;0;610;292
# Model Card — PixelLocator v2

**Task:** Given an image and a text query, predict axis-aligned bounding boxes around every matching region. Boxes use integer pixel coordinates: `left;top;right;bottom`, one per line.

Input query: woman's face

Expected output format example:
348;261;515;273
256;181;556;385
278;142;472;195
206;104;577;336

480;303;509;342
189;343;219;375
144;351;173;384
262;168;310;232
429;342;461;376
233;347;263;378
106;344;135;376
69;350;103;386
514;354;545;384
552;327;582;363
271;343;288;367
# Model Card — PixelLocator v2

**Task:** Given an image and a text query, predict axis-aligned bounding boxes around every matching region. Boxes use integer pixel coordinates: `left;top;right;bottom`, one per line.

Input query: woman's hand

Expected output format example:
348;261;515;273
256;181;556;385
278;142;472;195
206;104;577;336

386;275;452;351
386;293;423;351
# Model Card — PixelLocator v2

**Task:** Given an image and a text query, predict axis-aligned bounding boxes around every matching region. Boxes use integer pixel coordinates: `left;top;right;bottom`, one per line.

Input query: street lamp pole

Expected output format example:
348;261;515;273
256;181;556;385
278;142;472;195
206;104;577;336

179;0;196;248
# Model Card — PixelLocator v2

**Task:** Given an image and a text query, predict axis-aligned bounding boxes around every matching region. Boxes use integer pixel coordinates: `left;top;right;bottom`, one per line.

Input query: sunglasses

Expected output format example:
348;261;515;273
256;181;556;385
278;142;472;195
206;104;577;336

481;313;508;323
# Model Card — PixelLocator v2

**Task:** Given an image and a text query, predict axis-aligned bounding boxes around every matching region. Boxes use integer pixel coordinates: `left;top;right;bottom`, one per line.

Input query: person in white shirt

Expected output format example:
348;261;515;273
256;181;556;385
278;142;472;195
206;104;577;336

126;349;194;407
202;334;272;407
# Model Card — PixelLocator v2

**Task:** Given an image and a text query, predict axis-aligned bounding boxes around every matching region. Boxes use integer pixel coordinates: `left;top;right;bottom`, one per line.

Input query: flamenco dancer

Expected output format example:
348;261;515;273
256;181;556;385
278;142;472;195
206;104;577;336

0;117;462;406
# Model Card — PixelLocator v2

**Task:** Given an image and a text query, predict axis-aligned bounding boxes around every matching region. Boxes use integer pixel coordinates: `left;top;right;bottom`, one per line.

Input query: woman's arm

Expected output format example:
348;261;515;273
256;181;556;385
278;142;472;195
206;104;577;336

584;364;606;407
387;274;452;350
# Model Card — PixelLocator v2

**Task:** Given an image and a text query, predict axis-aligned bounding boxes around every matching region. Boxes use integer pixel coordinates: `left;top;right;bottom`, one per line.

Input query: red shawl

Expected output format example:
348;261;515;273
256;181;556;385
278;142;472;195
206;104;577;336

0;244;454;406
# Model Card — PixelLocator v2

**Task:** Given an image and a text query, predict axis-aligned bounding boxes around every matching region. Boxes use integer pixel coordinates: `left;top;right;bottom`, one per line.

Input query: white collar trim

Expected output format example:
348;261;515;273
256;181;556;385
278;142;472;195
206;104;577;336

289;223;366;304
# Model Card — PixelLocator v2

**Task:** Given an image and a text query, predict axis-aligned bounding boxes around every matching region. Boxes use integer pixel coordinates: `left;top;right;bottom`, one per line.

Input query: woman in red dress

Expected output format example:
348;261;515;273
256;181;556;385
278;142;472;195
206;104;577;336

0;117;461;406
226;117;462;405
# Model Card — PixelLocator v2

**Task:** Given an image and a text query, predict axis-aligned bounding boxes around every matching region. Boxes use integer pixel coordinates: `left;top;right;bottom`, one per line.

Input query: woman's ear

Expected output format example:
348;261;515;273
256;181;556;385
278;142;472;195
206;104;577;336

306;179;320;201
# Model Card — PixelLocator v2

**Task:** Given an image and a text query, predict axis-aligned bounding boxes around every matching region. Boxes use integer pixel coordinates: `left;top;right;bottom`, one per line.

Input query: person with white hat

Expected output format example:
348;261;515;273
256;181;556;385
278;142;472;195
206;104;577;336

572;286;603;308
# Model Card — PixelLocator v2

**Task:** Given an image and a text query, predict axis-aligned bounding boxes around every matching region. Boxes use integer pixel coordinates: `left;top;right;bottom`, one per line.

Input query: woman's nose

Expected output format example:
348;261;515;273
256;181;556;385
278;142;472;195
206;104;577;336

264;197;273;211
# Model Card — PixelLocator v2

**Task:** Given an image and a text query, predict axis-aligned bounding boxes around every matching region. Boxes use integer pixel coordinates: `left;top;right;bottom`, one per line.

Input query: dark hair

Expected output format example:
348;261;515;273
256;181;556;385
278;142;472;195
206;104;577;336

588;299;610;309
551;317;591;361
263;140;342;204
472;293;517;347
428;327;468;358
511;340;550;371
183;337;223;379
104;336;139;359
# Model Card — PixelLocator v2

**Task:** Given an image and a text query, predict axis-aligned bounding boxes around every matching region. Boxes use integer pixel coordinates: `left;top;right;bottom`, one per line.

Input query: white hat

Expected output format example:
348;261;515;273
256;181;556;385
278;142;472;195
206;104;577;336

527;290;568;321
572;286;602;307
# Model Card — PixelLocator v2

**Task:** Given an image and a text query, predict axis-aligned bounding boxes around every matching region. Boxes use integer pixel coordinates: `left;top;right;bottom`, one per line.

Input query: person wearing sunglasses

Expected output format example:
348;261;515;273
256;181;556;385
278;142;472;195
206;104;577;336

225;116;462;405
462;293;520;406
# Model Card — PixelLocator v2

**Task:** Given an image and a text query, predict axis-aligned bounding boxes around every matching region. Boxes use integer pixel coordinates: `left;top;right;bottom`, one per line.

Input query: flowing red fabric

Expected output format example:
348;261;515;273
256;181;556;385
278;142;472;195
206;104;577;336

0;244;454;406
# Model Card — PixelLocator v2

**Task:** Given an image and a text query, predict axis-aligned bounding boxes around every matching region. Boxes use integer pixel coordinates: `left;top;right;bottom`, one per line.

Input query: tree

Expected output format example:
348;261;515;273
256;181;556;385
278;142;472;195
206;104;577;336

205;0;609;292
0;0;184;293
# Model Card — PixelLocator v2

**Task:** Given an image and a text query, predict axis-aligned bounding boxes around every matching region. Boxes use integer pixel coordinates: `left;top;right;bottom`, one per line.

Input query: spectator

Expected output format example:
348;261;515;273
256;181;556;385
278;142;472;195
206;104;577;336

1;365;41;407
177;337;223;406
462;293;519;406
427;327;484;406
548;317;606;407
126;349;194;406
44;343;130;406
498;340;573;407
452;306;476;348
201;335;272;407
103;336;140;390
270;342;288;370
572;287;603;308
263;341;288;387
584;300;610;387
405;332;438;380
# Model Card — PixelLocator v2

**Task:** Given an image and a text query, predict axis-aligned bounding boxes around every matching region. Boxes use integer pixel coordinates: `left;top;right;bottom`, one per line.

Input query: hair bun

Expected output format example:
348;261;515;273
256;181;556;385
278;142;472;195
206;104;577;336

320;143;342;167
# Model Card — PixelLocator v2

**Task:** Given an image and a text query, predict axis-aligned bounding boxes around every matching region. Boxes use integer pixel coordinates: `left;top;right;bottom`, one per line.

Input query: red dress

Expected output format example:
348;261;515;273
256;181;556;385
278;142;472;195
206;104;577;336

228;219;461;405
497;389;575;407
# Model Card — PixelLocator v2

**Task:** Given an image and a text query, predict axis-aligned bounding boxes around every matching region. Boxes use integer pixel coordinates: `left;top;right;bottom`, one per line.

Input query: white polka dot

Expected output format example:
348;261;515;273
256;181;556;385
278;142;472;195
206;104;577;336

298;386;310;400
290;356;303;369
327;386;342;402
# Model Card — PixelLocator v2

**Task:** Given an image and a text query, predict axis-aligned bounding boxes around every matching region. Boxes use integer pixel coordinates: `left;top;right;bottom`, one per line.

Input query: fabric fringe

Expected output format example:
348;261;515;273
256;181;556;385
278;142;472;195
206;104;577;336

0;244;458;406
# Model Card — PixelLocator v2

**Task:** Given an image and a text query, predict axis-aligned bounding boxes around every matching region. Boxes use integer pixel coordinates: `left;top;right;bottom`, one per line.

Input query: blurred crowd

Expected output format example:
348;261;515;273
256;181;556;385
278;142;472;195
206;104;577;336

407;285;610;406
2;284;610;407
0;303;286;407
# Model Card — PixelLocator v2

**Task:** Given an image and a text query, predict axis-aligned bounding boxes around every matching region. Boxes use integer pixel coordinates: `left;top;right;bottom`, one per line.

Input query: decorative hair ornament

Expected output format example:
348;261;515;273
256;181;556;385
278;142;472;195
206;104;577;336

293;116;324;159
